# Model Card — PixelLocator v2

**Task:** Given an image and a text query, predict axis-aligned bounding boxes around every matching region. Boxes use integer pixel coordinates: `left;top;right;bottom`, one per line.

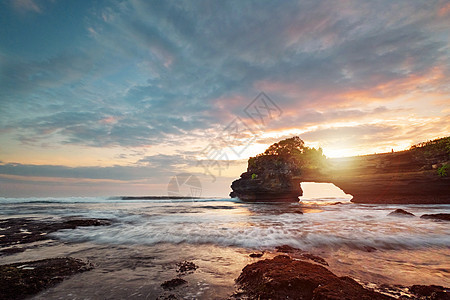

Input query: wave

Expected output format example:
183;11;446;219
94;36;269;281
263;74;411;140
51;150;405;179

0;196;236;204
52;219;450;251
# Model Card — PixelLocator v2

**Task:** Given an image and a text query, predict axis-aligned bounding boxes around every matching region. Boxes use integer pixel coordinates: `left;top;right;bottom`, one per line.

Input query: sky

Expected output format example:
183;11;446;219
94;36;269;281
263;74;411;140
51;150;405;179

0;0;449;197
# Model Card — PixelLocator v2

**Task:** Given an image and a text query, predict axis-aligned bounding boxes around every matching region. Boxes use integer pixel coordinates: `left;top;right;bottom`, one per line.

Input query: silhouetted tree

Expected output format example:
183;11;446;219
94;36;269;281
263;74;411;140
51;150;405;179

261;136;305;157
258;136;326;170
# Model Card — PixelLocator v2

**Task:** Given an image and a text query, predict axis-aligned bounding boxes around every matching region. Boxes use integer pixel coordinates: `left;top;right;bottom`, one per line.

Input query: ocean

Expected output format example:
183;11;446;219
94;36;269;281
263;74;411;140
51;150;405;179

1;196;449;299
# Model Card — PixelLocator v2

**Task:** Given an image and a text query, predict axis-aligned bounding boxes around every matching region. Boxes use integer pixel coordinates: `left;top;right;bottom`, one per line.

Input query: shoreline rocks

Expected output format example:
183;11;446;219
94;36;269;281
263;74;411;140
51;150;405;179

420;213;450;221
0;257;93;300
0;217;111;255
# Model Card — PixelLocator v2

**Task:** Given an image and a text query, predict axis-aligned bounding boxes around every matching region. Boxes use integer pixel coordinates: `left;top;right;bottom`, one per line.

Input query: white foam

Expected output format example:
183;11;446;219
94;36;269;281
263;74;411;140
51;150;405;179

49;201;450;251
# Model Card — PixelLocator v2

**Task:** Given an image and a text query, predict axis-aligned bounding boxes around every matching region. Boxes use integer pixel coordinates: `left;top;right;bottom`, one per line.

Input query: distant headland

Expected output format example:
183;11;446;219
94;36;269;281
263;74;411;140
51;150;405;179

230;136;450;204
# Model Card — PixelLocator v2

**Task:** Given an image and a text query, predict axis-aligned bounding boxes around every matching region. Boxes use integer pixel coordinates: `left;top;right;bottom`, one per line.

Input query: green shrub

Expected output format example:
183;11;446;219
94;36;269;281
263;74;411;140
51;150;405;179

251;173;258;180
248;157;256;168
438;164;449;177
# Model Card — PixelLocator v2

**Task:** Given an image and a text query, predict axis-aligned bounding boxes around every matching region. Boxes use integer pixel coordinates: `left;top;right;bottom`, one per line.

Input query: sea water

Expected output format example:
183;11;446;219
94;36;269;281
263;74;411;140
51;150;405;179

0;196;449;299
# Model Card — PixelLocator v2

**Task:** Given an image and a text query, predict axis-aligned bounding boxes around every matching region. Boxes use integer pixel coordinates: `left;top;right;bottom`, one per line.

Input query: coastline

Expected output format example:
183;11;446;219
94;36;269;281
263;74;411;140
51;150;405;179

1;199;449;299
2;238;449;299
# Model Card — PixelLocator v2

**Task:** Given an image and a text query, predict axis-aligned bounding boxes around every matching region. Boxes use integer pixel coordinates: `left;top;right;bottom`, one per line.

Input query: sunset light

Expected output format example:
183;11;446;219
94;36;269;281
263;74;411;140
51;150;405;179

0;0;449;197
1;2;449;299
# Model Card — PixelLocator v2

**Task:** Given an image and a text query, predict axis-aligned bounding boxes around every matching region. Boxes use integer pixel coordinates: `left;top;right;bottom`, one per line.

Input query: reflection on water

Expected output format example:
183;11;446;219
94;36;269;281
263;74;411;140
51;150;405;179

0;196;449;298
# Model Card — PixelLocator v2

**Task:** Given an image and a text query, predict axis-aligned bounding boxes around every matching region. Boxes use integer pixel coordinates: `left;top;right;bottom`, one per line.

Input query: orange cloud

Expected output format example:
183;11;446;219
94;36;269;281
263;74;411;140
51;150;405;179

257;65;447;109
0;174;144;184
438;1;450;16
99;116;120;124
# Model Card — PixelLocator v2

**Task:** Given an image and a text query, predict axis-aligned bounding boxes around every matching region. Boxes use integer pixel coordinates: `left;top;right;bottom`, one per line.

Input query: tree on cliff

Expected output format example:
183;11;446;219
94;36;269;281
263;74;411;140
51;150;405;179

262;136;305;157
258;136;326;170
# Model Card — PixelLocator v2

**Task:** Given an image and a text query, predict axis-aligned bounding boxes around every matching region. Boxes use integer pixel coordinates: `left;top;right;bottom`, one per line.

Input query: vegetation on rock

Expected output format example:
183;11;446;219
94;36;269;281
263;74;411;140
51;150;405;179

438;164;448;177
410;137;450;165
257;136;326;172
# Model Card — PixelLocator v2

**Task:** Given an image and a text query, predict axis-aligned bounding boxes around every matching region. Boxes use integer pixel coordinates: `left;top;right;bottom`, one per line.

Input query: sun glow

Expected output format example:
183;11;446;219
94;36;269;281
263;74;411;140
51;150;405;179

322;147;358;158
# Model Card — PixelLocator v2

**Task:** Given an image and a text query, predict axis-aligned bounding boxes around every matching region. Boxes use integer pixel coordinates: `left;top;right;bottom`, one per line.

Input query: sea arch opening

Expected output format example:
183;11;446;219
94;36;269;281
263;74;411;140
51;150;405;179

300;182;353;203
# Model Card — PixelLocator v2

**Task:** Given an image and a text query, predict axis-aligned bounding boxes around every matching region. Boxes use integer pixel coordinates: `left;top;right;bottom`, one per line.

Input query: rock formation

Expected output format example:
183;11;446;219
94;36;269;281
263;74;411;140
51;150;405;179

230;136;450;204
230;154;303;201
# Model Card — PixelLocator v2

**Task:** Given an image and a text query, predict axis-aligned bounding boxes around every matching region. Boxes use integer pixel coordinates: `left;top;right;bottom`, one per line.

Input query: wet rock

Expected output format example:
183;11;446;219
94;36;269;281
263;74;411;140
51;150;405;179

362;246;377;252
388;209;415;217
176;261;198;274
420;214;450;221
409;285;450;299
62;218;111;228
0;218;111;249
0;257;93;300
156;294;178;300
249;252;264;258
236;255;393;300
300;253;328;266
275;245;301;253
292;208;304;214
161;278;187;290
0;247;25;256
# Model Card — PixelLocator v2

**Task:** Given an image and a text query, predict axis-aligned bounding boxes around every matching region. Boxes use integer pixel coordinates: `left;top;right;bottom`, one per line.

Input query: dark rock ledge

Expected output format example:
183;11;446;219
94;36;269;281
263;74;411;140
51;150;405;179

0;257;93;300
0;217;111;255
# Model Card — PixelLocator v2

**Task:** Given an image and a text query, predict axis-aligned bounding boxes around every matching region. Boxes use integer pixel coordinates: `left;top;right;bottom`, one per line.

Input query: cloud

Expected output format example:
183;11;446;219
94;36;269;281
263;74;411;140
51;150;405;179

11;0;42;13
1;0;449;162
0;152;198;181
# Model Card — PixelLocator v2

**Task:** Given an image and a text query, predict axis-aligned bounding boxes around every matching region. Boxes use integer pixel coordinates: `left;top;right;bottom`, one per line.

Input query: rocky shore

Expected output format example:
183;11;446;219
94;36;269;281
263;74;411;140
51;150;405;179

233;251;450;300
0;217;110;299
0;258;93;300
0;218;111;256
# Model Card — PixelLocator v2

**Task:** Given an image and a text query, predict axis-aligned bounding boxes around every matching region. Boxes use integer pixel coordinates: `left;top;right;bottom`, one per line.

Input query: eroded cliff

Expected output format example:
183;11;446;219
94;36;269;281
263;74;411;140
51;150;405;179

230;137;450;204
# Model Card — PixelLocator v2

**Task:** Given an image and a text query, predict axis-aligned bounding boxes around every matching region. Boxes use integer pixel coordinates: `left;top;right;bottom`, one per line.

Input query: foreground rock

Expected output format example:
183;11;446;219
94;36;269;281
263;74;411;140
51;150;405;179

0;257;93;300
0;218;111;255
420;214;450;221
235;255;393;299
